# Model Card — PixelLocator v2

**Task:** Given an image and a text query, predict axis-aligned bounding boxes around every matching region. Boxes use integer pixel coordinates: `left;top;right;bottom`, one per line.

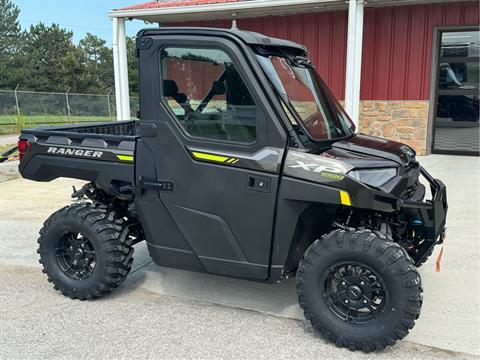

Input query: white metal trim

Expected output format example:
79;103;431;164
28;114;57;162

344;0;357;122
344;0;364;129
352;0;364;126
112;18;122;120
108;0;342;18
108;0;461;19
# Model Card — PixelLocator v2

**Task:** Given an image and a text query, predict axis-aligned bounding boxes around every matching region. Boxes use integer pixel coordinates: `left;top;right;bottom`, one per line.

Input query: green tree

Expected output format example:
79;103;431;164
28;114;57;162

78;34;138;95
20;23;86;92
0;1;138;96
79;33;114;93
0;0;21;88
127;36;138;95
0;0;20;53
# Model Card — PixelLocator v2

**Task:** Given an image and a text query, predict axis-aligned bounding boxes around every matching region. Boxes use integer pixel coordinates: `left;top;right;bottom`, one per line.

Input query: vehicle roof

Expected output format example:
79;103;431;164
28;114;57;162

137;27;307;54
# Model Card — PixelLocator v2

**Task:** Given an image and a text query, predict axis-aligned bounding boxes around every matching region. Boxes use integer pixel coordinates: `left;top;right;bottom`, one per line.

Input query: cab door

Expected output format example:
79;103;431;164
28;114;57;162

135;33;287;280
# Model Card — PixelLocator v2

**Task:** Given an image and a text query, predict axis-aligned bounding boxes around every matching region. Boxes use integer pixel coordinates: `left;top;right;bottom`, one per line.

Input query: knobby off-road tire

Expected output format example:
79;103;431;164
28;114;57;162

296;229;423;352
37;202;134;300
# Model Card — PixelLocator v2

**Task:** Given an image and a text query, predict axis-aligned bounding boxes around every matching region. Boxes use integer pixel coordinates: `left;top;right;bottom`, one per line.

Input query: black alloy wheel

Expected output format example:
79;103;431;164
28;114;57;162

55;232;97;280
322;262;387;325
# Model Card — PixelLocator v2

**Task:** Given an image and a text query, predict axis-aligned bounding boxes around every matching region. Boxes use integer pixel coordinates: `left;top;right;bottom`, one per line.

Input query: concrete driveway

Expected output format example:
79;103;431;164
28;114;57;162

0;154;479;359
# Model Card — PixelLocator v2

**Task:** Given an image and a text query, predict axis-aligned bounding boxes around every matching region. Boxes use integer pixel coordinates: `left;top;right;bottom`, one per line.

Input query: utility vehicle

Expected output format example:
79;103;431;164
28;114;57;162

18;28;447;352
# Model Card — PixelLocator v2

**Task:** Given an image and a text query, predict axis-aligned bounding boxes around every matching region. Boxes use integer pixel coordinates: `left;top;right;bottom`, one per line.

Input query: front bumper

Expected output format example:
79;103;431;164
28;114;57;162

401;166;448;265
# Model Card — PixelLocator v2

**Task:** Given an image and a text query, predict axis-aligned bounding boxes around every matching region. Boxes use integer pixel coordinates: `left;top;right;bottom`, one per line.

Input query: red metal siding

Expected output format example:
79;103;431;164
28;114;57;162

173;1;478;100
174;11;348;100
362;1;479;100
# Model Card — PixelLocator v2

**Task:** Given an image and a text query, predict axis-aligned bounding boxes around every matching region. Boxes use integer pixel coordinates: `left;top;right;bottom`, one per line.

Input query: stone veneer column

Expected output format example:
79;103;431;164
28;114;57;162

358;101;430;155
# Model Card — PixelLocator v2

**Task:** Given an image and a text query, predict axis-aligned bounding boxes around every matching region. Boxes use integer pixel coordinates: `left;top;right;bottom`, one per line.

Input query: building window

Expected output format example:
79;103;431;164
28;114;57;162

433;30;479;155
160;47;256;143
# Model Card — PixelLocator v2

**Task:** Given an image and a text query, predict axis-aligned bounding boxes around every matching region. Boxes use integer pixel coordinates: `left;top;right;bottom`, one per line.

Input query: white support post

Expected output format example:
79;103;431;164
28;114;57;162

112;17;131;120
112;18;122;120
352;0;364;126
344;0;364;130
344;0;357;121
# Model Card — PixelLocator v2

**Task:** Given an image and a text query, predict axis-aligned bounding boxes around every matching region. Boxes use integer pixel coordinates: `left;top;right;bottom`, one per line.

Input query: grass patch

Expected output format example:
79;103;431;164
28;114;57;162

0;143;17;154
0;115;114;125
0;115;115;135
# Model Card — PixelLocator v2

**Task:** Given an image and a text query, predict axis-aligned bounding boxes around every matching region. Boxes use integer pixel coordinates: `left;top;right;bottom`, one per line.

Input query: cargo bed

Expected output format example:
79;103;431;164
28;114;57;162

18;120;138;196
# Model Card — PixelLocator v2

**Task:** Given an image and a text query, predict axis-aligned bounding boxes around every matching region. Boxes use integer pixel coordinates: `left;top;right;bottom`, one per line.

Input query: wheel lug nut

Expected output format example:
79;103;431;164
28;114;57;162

363;299;368;304
341;281;346;286
344;299;349;304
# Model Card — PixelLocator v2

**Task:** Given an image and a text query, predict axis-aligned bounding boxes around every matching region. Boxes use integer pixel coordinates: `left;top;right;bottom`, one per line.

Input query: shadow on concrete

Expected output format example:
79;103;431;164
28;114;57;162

121;242;302;319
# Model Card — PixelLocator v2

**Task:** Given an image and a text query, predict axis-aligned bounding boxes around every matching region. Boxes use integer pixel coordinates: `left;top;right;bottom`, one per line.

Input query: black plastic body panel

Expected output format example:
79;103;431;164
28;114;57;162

134;29;289;281
401;167;448;265
20;155;133;187
19;121;137;192
332;134;416;166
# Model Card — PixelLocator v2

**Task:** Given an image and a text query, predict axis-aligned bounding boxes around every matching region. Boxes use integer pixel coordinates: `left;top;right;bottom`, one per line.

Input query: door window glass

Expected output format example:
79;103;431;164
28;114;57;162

161;47;256;143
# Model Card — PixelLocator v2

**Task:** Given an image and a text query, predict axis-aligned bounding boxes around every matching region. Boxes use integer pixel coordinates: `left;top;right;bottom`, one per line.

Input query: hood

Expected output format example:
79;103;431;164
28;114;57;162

330;134;416;166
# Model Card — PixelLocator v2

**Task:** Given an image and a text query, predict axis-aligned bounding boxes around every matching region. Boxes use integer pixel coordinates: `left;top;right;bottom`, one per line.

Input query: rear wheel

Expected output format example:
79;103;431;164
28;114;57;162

37;202;134;300
296;229;422;352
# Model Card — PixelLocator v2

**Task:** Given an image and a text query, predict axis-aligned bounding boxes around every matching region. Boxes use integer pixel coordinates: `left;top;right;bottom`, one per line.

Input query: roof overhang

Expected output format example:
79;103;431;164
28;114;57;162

109;0;346;22
109;0;473;23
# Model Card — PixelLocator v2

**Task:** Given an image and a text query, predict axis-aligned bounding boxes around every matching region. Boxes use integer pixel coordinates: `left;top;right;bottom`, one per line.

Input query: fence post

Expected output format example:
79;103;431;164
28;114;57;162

14;84;20;114
107;89;112;119
65;88;71;117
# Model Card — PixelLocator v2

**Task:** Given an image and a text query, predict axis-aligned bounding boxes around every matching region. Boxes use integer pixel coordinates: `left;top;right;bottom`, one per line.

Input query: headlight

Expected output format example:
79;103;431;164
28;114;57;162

348;168;397;187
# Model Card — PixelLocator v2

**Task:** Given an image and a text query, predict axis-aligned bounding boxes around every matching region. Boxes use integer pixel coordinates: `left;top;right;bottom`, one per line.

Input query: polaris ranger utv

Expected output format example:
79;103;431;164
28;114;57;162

18;28;447;352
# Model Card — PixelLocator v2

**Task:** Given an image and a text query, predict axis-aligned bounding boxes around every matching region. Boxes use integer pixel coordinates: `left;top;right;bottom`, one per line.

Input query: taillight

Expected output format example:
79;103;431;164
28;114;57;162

18;139;30;161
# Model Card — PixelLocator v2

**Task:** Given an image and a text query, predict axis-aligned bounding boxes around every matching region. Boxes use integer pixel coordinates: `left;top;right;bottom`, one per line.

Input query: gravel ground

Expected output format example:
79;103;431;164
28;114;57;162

0;134;20;182
0;134;18;146
0;161;20;182
1;155;479;359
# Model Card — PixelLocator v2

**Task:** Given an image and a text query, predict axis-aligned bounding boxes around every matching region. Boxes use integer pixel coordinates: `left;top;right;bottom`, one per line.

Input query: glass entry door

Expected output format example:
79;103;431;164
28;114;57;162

433;30;479;155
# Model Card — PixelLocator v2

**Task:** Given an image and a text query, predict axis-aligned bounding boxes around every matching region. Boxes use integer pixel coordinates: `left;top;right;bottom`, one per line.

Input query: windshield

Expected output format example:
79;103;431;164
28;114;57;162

257;54;355;141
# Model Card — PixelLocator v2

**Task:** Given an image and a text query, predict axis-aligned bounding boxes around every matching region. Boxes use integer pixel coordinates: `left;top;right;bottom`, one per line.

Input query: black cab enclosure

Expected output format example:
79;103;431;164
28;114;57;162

18;28;447;352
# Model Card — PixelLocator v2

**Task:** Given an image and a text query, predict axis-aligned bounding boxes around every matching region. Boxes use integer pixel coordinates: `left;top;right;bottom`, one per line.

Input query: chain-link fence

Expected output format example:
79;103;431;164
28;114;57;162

0;88;139;127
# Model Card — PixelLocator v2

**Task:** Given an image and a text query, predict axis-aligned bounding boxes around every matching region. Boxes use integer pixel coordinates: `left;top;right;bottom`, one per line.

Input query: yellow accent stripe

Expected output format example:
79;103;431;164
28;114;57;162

339;190;351;206
116;155;134;162
192;151;230;163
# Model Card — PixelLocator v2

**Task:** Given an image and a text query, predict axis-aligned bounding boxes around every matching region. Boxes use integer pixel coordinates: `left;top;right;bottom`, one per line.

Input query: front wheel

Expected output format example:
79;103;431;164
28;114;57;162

37;202;134;300
296;229;422;352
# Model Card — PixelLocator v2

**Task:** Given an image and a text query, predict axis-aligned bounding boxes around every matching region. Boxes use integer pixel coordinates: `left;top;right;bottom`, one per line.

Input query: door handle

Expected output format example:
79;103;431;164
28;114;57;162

138;176;174;192
246;174;271;193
